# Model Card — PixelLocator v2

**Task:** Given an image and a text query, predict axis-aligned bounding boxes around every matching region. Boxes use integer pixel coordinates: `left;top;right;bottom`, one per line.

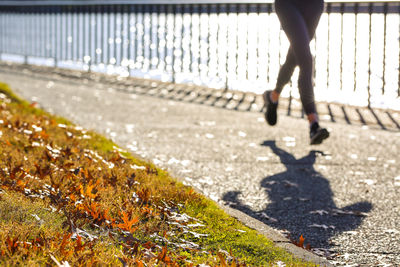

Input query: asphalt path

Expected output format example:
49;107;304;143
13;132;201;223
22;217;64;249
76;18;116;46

0;64;399;266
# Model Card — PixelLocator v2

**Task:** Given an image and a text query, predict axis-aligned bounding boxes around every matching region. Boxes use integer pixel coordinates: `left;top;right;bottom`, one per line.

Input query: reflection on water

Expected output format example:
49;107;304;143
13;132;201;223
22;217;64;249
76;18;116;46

0;5;399;110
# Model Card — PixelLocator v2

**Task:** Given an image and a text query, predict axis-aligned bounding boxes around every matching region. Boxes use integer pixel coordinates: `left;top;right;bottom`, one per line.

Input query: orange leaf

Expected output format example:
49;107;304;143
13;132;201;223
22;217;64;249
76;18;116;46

89;202;101;220
16;179;27;189
60;233;72;256
6;236;19;255
78;184;84;196
40;130;49;140
102;208;115;225
69;193;77;203
29;102;38;108
157;246;173;263
142;241;153;249
157;246;167;261
85;184;97;199
116;211;139;233
70;147;80;154
74;235;84;253
217;252;227;267
298;235;305;248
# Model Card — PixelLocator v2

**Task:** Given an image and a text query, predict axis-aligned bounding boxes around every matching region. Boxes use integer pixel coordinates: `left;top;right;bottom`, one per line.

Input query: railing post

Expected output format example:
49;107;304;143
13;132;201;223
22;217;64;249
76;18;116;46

87;6;92;72
118;5;123;68
54;6;59;67
339;2;344;92
367;2;373;108
353;2;358;93
382;2;387;95
106;5;111;67
180;4;186;80
77;5;82;64
68;5;72;62
94;5;99;65
326;3;331;93
266;3;272;86
143;5;150;72
398;3;400;98
0;9;2;61
23;7;29;64
170;4;175;83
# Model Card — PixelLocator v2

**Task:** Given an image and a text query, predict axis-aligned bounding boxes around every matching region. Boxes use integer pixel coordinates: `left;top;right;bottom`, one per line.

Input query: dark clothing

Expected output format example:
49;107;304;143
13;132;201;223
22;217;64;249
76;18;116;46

274;0;324;114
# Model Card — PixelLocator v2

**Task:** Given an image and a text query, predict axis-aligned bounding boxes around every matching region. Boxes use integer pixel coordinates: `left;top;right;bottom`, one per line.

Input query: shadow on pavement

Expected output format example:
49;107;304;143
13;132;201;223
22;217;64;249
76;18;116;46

222;140;372;253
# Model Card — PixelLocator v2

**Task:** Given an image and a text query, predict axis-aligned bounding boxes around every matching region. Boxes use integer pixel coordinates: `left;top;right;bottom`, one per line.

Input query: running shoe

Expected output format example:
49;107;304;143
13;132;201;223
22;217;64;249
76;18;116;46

263;90;278;126
310;122;330;145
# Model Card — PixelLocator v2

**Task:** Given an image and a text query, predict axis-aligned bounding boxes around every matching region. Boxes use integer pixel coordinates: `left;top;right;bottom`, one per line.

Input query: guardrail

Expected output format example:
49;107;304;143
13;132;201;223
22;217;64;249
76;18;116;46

0;1;399;109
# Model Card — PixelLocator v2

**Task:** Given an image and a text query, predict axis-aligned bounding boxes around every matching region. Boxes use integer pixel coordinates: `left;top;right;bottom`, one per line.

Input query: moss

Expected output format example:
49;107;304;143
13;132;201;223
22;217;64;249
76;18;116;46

0;191;64;233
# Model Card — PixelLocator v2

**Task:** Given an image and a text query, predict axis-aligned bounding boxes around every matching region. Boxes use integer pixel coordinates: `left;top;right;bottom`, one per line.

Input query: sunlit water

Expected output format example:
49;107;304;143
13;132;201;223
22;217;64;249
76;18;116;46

1;7;399;110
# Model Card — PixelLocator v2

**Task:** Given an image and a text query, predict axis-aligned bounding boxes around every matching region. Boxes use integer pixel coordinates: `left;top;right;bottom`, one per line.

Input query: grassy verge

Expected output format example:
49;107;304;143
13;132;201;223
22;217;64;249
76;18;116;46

0;82;313;266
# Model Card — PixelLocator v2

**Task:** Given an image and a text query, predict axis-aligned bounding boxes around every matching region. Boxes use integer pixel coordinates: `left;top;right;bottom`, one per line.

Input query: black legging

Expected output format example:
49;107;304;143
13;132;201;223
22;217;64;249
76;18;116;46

274;0;324;115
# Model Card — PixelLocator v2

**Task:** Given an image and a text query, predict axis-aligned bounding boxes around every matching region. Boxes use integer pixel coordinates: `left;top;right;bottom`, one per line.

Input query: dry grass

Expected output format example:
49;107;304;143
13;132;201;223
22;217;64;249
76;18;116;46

0;82;313;266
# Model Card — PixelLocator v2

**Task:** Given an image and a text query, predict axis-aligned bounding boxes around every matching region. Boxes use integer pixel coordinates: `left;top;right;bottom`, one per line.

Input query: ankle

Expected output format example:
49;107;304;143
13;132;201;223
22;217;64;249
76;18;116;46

270;91;280;103
307;113;319;126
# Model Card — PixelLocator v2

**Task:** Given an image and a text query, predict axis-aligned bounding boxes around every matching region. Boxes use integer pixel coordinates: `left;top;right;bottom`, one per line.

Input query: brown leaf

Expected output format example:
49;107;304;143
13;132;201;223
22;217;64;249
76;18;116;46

74;235;84;253
157;246;167;262
158;246;172;264
34;163;51;179
217;252;228;267
293;235;305;248
299;235;305;247
16;179;28;190
29;102;38;108
116;211;139;233
40;130;49;140
60;233;72;256
6;236;19;255
137;188;151;204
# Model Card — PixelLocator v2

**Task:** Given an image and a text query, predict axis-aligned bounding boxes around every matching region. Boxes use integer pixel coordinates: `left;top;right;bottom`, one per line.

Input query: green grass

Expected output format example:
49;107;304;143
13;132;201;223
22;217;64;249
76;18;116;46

0;81;314;266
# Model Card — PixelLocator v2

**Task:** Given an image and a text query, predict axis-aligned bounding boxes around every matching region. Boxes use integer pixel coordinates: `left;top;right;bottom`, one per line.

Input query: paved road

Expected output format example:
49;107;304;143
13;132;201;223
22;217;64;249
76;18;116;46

0;63;399;266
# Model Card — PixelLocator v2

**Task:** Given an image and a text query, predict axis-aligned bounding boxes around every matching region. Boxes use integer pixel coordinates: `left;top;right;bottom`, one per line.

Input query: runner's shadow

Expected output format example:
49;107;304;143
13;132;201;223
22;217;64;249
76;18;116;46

222;140;372;249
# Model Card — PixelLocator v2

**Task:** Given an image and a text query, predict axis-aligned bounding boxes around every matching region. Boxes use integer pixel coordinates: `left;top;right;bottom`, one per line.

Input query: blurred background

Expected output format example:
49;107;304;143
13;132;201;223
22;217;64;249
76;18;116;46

0;0;399;110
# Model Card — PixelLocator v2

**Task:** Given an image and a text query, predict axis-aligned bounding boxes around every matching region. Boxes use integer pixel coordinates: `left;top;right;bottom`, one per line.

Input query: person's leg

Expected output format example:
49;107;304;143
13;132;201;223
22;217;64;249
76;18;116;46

270;0;328;144
270;0;299;103
298;0;324;124
272;0;324;108
273;48;296;101
295;0;329;144
263;0;300;126
275;0;316;115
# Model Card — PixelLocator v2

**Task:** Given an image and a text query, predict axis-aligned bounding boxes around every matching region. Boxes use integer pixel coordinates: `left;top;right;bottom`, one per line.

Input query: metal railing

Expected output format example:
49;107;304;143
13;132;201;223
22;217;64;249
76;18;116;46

0;1;399;110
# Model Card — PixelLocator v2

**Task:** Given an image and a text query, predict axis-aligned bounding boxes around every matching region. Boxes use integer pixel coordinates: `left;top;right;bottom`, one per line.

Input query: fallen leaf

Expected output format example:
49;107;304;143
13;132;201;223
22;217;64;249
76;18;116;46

309;210;329;215
308;224;335;230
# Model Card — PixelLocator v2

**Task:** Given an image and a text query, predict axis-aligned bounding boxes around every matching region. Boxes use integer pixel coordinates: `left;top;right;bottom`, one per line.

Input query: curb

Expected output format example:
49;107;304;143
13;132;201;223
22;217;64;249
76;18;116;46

219;204;334;266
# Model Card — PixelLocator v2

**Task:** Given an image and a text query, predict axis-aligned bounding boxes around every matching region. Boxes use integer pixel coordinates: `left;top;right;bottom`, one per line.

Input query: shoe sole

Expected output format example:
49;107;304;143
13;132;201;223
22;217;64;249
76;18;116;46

310;129;330;145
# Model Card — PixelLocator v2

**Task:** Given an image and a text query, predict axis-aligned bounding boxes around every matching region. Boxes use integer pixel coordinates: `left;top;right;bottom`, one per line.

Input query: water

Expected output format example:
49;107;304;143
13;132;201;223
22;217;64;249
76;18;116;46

0;6;399;110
